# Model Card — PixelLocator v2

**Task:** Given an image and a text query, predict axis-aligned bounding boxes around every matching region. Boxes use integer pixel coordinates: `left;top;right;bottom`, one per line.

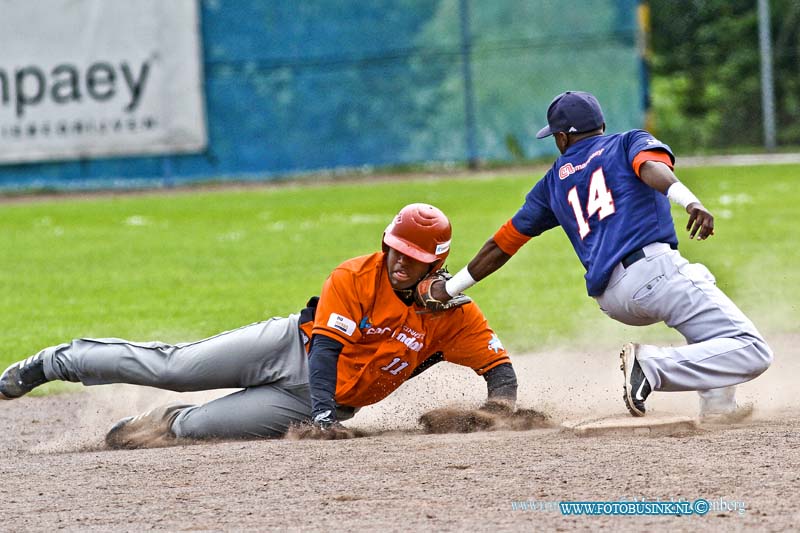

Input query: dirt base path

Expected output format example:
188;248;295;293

2;335;798;531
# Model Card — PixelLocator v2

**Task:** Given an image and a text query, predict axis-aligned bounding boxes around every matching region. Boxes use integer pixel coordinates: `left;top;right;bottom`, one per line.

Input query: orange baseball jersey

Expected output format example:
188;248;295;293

309;252;510;407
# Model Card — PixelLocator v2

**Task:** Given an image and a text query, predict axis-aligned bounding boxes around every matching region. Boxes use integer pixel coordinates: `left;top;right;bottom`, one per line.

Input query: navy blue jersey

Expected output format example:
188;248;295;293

511;130;679;296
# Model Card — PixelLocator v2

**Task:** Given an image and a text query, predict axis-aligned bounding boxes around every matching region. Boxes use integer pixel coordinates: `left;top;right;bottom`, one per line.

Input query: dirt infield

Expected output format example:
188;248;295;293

2;334;798;532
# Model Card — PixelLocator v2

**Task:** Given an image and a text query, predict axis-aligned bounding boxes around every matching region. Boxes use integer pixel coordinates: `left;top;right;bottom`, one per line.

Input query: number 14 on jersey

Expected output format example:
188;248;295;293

566;167;616;239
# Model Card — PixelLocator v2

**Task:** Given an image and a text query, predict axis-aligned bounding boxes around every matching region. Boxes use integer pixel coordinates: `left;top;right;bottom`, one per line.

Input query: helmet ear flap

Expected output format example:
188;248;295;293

429;258;445;273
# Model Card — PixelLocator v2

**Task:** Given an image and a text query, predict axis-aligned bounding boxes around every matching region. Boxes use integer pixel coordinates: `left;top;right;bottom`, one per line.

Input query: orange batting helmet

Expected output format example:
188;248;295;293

382;203;452;271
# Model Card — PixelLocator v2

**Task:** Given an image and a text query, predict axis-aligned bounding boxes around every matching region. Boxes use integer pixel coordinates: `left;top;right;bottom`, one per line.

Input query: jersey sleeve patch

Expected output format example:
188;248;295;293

632;149;674;177
493;219;532;256
326;313;357;337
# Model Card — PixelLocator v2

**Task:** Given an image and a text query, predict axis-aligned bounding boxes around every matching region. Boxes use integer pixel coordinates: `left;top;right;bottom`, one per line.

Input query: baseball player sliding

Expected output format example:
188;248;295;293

419;91;772;421
0;204;517;447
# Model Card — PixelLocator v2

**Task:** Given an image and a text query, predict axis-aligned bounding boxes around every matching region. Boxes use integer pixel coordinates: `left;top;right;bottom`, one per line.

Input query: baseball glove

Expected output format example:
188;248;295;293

414;269;472;313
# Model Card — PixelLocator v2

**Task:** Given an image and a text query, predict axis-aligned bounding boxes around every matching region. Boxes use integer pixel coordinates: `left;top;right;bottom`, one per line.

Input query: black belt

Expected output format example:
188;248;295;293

621;248;647;269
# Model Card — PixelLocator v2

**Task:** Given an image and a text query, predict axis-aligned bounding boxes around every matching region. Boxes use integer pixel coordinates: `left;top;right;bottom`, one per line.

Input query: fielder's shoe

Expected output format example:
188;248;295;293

619;343;651;417
0;353;50;400
105;403;191;450
699;403;755;425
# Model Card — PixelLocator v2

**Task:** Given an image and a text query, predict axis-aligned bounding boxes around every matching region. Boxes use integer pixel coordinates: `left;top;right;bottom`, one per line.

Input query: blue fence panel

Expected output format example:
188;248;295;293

0;0;644;191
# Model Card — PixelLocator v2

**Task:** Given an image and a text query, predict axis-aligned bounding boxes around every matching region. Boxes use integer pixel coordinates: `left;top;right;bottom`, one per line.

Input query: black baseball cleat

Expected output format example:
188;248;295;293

619;343;651;417
0;353;50;400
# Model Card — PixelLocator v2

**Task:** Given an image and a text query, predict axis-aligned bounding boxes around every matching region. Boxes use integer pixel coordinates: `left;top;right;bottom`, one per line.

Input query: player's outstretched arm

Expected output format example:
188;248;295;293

466;238;514;281
429;238;512;303
639;160;714;241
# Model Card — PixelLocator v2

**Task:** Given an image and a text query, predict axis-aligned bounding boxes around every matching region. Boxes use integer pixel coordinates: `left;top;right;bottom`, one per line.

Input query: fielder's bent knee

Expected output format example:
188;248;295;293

747;335;773;378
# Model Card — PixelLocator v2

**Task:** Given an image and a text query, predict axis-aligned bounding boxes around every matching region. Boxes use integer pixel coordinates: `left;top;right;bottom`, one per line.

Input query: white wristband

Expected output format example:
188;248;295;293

445;267;477;297
666;181;700;209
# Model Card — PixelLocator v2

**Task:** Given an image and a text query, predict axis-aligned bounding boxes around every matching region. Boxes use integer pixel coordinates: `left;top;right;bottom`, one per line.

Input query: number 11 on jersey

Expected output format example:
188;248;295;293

566;167;616;238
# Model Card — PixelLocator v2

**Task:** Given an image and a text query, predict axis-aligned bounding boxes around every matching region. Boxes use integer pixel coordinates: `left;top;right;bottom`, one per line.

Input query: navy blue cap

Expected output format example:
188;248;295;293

536;91;605;139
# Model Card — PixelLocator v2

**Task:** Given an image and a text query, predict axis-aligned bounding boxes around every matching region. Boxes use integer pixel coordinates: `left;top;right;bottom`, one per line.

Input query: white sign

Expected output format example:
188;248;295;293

0;0;207;163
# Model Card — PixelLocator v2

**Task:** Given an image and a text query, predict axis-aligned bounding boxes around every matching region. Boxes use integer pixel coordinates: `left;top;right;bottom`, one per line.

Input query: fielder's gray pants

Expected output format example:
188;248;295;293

39;314;317;439
596;243;772;402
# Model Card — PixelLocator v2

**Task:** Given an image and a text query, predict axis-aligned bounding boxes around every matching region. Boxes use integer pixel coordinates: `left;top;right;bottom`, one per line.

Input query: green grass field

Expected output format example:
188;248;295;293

1;164;798;395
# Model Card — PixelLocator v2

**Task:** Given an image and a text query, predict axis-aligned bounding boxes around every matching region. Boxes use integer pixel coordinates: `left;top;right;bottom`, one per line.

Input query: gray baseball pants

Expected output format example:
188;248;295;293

595;243;772;411
38;315;318;439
